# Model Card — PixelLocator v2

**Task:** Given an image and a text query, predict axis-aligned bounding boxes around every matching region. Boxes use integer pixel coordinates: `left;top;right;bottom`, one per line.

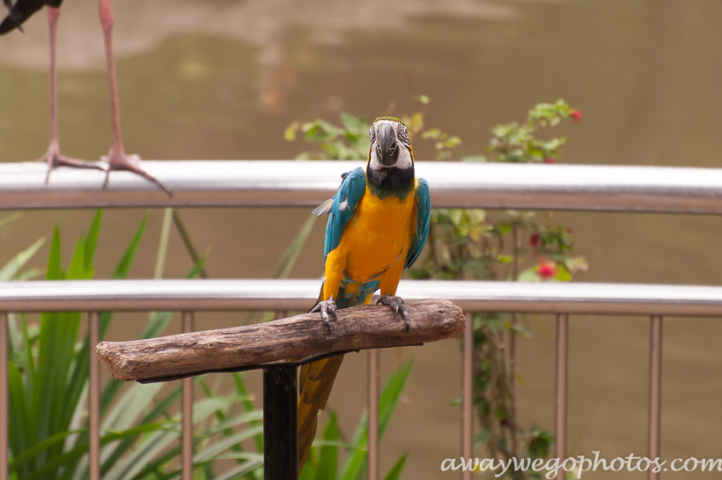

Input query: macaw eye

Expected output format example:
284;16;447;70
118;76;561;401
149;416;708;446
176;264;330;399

397;124;409;144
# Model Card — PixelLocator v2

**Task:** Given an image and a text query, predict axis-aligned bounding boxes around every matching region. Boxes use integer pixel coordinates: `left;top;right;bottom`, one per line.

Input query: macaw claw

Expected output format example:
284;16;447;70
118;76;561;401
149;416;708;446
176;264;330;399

310;298;337;332
377;295;411;333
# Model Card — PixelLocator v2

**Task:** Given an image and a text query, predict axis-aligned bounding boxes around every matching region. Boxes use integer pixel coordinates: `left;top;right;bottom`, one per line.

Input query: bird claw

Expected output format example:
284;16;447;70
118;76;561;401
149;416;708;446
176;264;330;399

37;144;105;184
102;151;173;197
377;295;411;333
310;298;337;332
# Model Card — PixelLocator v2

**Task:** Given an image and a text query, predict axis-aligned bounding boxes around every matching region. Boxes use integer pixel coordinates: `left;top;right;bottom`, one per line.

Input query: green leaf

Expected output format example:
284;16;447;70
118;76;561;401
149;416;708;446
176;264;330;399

20;422;174;480
212;461;264;480
340;112;366;134
65;234;88;280
285;121;301;141
83;210;103;272
0;212;20;229
272;214;316;279
7;362;33;477
555;265;572;282
316;412;340;479
112;214;148;280
341;360;413;480
383;453;408;480
9;429;84;471
232;372;264;455
95;385;183;478
154;208;174;279
46;225;62;280
0;238;45;281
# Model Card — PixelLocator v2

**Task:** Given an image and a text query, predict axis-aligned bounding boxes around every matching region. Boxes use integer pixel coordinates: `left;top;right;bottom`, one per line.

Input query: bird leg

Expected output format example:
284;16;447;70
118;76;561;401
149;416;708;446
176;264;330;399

310;297;337;332
377;295;412;333
39;6;104;184
98;0;171;196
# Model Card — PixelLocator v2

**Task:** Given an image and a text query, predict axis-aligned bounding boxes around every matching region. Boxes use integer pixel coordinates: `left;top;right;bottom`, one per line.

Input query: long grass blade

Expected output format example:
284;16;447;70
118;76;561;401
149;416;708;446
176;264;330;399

154;208;173;280
0;238;45;281
7;362;33;477
18;422;174;480
382;453;408;480
231;373;264;453
172;211;208;279
272;214;316;279
0;213;20;230
340;360;413;480
315;412;340;480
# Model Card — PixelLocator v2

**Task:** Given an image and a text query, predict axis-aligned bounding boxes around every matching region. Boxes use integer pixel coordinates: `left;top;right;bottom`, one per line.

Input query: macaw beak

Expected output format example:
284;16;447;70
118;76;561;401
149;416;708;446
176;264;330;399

375;123;399;166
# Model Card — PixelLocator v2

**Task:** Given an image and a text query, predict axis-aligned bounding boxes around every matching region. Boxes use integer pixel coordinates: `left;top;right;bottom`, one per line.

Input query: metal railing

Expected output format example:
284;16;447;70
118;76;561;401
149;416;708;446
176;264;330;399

1;160;721;480
2;160;722;213
2;280;722;479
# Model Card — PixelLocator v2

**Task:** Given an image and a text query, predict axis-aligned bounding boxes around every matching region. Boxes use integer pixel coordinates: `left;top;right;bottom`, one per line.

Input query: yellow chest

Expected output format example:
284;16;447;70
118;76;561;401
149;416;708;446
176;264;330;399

340;185;416;282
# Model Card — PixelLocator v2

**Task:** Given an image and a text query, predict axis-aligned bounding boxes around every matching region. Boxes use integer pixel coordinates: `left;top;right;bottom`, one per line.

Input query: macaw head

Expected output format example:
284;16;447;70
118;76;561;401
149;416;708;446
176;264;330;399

367;117;414;171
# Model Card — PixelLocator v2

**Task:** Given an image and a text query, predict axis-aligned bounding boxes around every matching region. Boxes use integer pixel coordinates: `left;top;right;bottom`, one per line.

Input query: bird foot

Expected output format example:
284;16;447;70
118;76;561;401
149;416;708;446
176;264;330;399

38;143;104;184
310;298;337;332
377;295;412;333
102;149;172;197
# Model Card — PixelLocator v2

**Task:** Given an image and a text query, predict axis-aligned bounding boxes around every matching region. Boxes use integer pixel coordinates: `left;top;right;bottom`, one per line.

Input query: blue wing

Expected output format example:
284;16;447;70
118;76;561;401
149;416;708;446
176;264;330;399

405;178;431;268
313;167;366;259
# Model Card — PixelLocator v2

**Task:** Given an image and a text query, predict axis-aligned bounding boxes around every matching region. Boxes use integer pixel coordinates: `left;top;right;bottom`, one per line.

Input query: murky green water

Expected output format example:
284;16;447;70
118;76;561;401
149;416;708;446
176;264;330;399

2;0;722;478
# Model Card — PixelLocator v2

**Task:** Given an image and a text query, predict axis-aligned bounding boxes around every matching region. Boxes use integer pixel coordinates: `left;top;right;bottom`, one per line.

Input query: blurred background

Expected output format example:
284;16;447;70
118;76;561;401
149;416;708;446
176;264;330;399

1;0;722;478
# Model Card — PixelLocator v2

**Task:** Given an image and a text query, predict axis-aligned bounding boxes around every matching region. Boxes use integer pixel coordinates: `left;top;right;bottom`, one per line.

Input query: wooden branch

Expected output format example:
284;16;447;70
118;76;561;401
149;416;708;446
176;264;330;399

96;299;464;383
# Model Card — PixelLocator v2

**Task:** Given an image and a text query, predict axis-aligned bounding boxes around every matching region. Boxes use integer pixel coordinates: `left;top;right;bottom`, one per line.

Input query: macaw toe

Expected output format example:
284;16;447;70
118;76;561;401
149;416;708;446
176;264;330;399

377;295;411;333
310;298;338;332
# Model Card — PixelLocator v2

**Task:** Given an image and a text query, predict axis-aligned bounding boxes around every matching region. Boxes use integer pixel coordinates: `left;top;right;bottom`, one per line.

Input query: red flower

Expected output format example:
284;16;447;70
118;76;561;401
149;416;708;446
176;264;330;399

537;259;557;280
544;157;555;164
530;233;540;248
570;110;582;122
566;227;573;234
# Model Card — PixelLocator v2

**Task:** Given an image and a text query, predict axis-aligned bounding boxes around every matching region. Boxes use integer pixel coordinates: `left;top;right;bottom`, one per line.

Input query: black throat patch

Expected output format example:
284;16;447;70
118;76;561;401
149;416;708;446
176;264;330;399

366;165;415;199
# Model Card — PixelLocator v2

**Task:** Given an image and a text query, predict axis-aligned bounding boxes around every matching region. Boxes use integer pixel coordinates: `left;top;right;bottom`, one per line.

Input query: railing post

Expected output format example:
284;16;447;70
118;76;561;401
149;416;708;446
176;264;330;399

88;311;100;480
461;312;473;480
554;314;569;480
0;313;8;480
648;315;663;480
368;349;380;480
182;311;195;480
263;365;298;480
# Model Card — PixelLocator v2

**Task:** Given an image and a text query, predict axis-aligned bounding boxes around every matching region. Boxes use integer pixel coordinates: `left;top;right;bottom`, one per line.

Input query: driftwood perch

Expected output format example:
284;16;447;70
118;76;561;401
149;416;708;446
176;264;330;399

96;299;465;383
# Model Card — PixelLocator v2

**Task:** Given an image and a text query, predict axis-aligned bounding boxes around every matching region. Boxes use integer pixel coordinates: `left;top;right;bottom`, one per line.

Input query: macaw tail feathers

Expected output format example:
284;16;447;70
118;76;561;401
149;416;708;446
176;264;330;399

297;355;344;471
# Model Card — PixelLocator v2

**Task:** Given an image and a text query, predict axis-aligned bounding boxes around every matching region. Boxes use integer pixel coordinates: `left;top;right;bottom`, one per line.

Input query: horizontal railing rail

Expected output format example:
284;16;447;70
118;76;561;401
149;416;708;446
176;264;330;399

1;279;722;315
1;160;722;213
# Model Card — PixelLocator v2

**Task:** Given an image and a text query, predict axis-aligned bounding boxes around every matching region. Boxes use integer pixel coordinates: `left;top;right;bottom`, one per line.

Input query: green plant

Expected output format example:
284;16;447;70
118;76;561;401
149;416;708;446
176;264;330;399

300;360;413;480
286;99;587;479
4;212;268;480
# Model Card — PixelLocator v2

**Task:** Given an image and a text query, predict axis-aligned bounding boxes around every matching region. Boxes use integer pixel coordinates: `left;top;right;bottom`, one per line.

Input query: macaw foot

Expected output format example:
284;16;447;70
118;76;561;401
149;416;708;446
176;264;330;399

101;149;172;197
377;295;411;333
310;298;337;332
38;143;105;184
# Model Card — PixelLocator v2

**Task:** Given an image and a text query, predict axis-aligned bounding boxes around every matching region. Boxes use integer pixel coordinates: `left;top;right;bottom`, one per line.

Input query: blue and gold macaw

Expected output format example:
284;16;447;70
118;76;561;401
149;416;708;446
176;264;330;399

298;117;431;470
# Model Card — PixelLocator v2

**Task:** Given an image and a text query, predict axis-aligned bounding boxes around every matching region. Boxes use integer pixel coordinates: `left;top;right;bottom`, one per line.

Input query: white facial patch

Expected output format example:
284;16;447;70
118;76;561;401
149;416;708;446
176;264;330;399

369;120;413;170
